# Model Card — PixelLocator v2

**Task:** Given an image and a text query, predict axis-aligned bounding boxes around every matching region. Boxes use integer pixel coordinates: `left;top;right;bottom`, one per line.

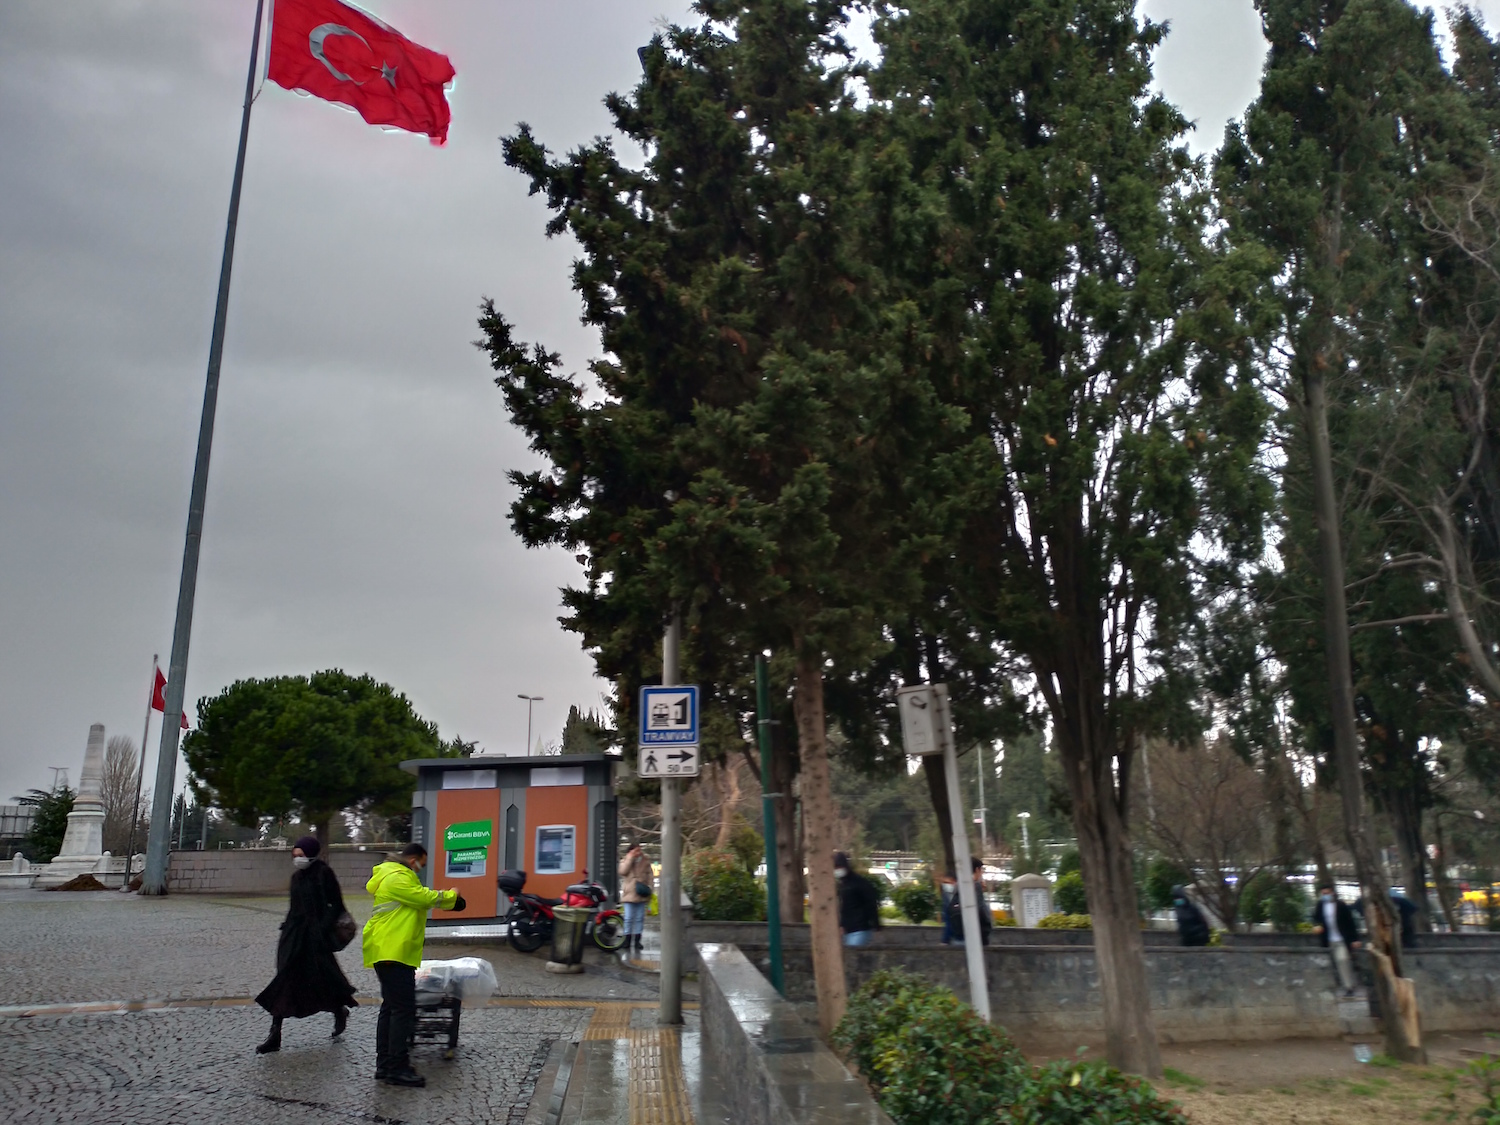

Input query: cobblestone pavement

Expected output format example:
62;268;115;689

0;890;663;1123
0;890;659;1005
0;1003;586;1124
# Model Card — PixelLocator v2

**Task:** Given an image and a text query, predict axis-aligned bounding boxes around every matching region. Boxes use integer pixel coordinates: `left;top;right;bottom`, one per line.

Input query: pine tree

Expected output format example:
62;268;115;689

862;0;1270;1074
480;0;956;1033
1215;0;1493;1062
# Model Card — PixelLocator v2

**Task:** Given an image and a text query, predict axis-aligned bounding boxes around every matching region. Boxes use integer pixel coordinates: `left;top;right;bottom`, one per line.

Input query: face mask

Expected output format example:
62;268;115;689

292;856;311;869
1173;898;1185;906
834;868;848;879
1320;893;1333;903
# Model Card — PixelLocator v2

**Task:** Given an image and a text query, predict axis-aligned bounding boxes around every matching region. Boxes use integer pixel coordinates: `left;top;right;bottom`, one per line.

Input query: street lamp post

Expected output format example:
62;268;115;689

1017;811;1031;858
517;694;543;755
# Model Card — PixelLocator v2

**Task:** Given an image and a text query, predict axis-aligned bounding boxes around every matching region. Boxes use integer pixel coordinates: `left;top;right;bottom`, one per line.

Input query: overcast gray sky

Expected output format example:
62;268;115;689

1;1;1489;803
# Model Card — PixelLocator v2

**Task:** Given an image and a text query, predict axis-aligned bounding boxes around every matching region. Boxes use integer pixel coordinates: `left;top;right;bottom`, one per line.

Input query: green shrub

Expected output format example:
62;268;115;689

683;847;764;920
891;880;939;923
832;970;1027;1125
1143;857;1192;912
1037;912;1092;929
1054;870;1088;915
834;972;1183;1125
1240;871;1309;932
1056;847;1082;878
1003;1057;1186;1124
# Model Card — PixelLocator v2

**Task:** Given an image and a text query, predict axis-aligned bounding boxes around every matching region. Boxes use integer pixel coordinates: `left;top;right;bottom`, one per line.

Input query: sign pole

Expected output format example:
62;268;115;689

141;0;266;895
755;652;784;994
898;684;991;1021
658;614;683;1025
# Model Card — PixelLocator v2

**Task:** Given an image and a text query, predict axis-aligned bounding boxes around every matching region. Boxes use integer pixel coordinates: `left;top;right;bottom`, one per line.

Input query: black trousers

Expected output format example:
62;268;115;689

374;961;416;1072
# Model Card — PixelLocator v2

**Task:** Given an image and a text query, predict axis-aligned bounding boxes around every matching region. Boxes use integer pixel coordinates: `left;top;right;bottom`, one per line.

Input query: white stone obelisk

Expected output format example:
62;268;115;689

35;724;108;887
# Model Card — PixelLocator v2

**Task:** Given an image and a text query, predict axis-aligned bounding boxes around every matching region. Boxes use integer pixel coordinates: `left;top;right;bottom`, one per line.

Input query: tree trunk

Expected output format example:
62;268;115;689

1432;816;1462;932
314;818;331;844
771;723;805;925
922;755;958;879
715;755;742;850
1302;208;1426;1058
1386;791;1432;933
1061;728;1162;1077
793;651;846;1034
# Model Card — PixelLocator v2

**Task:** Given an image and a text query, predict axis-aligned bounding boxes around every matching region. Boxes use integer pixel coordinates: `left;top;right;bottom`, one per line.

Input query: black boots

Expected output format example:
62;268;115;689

632;934;644;954
255;1018;283;1054
381;1068;426;1087
333;1007;348;1037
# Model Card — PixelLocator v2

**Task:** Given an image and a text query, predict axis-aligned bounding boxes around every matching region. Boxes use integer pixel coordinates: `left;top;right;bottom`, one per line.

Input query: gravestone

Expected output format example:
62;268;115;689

1011;872;1054;928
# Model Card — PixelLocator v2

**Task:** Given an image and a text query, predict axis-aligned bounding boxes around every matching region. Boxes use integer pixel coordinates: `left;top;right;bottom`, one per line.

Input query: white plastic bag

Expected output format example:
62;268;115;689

414;956;498;1005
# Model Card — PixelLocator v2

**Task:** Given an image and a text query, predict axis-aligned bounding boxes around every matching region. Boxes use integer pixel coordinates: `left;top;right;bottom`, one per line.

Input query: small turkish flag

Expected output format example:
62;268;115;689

152;669;190;730
268;0;455;145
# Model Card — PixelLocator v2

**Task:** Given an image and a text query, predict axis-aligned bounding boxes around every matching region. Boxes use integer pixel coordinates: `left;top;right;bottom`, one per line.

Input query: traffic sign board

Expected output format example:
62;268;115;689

638;685;701;778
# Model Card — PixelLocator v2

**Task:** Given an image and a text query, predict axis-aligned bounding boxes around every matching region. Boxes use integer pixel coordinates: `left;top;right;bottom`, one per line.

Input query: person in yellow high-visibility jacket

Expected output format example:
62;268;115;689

363;842;463;1086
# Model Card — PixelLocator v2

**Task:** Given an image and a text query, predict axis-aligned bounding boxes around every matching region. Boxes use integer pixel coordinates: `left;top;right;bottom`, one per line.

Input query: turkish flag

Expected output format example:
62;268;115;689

151;668;190;730
268;0;455;145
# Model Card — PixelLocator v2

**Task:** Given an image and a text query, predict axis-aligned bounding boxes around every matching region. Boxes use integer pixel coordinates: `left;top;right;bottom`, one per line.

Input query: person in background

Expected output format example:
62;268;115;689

947;856;993;947
618;841;654;955
834;851;881;948
363;843;464;1087
253;835;358;1054
1172;885;1211;947
1311;883;1362;997
938;872;958;944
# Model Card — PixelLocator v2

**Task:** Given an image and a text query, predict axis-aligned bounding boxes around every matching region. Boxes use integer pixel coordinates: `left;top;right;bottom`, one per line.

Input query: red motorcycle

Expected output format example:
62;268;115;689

499;868;626;953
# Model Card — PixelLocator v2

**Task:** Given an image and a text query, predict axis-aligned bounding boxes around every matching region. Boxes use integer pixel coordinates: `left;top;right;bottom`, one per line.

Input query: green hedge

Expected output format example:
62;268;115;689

833;971;1183;1125
683;847;765;920
1037;912;1093;929
891;880;939;923
1053;870;1088;915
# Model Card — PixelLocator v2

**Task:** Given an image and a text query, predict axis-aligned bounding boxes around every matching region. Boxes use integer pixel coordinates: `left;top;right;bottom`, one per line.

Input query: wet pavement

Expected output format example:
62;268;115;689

0;889;695;1124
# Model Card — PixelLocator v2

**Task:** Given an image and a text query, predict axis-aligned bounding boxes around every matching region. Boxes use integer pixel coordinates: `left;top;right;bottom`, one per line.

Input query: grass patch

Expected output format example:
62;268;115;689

1368;1053;1403;1069
1162;1066;1205;1090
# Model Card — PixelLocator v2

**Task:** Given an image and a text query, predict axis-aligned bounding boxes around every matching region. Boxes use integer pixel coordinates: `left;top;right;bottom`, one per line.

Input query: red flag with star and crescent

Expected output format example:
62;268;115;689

268;0;455;145
152;668;190;730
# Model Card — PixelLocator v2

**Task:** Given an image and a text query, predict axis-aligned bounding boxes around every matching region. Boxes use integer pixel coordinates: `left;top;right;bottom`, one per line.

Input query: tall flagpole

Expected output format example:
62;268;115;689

121;654;158;891
141;0;267;895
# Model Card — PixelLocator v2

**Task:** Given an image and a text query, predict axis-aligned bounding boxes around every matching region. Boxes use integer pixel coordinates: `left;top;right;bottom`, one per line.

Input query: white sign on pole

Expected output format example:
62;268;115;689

638;685;701;778
897;684;952;756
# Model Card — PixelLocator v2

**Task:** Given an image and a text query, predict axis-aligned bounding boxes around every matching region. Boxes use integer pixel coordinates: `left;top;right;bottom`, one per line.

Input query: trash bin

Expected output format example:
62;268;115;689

547;907;591;973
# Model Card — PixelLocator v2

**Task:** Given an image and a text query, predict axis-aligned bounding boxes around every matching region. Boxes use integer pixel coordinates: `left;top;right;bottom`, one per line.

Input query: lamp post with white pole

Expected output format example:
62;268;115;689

1017;811;1031;858
517;694;543;755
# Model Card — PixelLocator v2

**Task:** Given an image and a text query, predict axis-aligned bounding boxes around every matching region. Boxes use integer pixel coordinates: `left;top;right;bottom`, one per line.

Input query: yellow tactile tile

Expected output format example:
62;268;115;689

627;1027;693;1125
582;1001;636;1040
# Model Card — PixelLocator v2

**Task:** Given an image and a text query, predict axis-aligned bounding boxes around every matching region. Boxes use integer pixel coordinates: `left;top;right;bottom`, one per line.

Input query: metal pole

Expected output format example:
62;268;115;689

976;740;988;858
121;655;158;890
941;698;991;1021
659;614;683;1025
755;652;784;994
141;0;265;895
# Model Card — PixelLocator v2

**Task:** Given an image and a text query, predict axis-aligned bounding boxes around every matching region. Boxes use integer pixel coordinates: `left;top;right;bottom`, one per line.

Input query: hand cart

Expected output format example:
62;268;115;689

412;988;462;1060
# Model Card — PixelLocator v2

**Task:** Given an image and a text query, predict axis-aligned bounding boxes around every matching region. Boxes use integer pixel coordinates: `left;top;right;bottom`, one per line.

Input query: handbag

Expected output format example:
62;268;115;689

635;880;652;900
331;909;358;951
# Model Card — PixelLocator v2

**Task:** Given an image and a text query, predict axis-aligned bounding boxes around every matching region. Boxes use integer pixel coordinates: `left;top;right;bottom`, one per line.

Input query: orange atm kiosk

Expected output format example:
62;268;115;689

401;753;618;921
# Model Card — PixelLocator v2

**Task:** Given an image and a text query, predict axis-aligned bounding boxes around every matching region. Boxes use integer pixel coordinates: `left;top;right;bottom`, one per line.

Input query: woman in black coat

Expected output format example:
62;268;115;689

254;836;358;1053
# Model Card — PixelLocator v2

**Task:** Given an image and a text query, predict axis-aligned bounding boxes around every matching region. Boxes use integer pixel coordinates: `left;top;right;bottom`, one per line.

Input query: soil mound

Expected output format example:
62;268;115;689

48;873;110;892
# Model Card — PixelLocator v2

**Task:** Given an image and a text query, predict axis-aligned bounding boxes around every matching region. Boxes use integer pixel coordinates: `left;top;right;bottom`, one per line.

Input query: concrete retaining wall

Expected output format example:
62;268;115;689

698;943;893;1125
725;939;1500;1049
165;848;389;895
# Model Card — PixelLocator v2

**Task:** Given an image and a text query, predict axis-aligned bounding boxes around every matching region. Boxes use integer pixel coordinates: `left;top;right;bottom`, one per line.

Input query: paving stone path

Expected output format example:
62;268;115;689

0;889;659;1123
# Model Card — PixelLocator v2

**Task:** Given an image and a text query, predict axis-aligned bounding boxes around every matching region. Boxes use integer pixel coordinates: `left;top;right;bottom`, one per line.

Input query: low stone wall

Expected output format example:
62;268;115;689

165;848;387;895
727;938;1500;1049
686;920;1500;955
697;943;894;1125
